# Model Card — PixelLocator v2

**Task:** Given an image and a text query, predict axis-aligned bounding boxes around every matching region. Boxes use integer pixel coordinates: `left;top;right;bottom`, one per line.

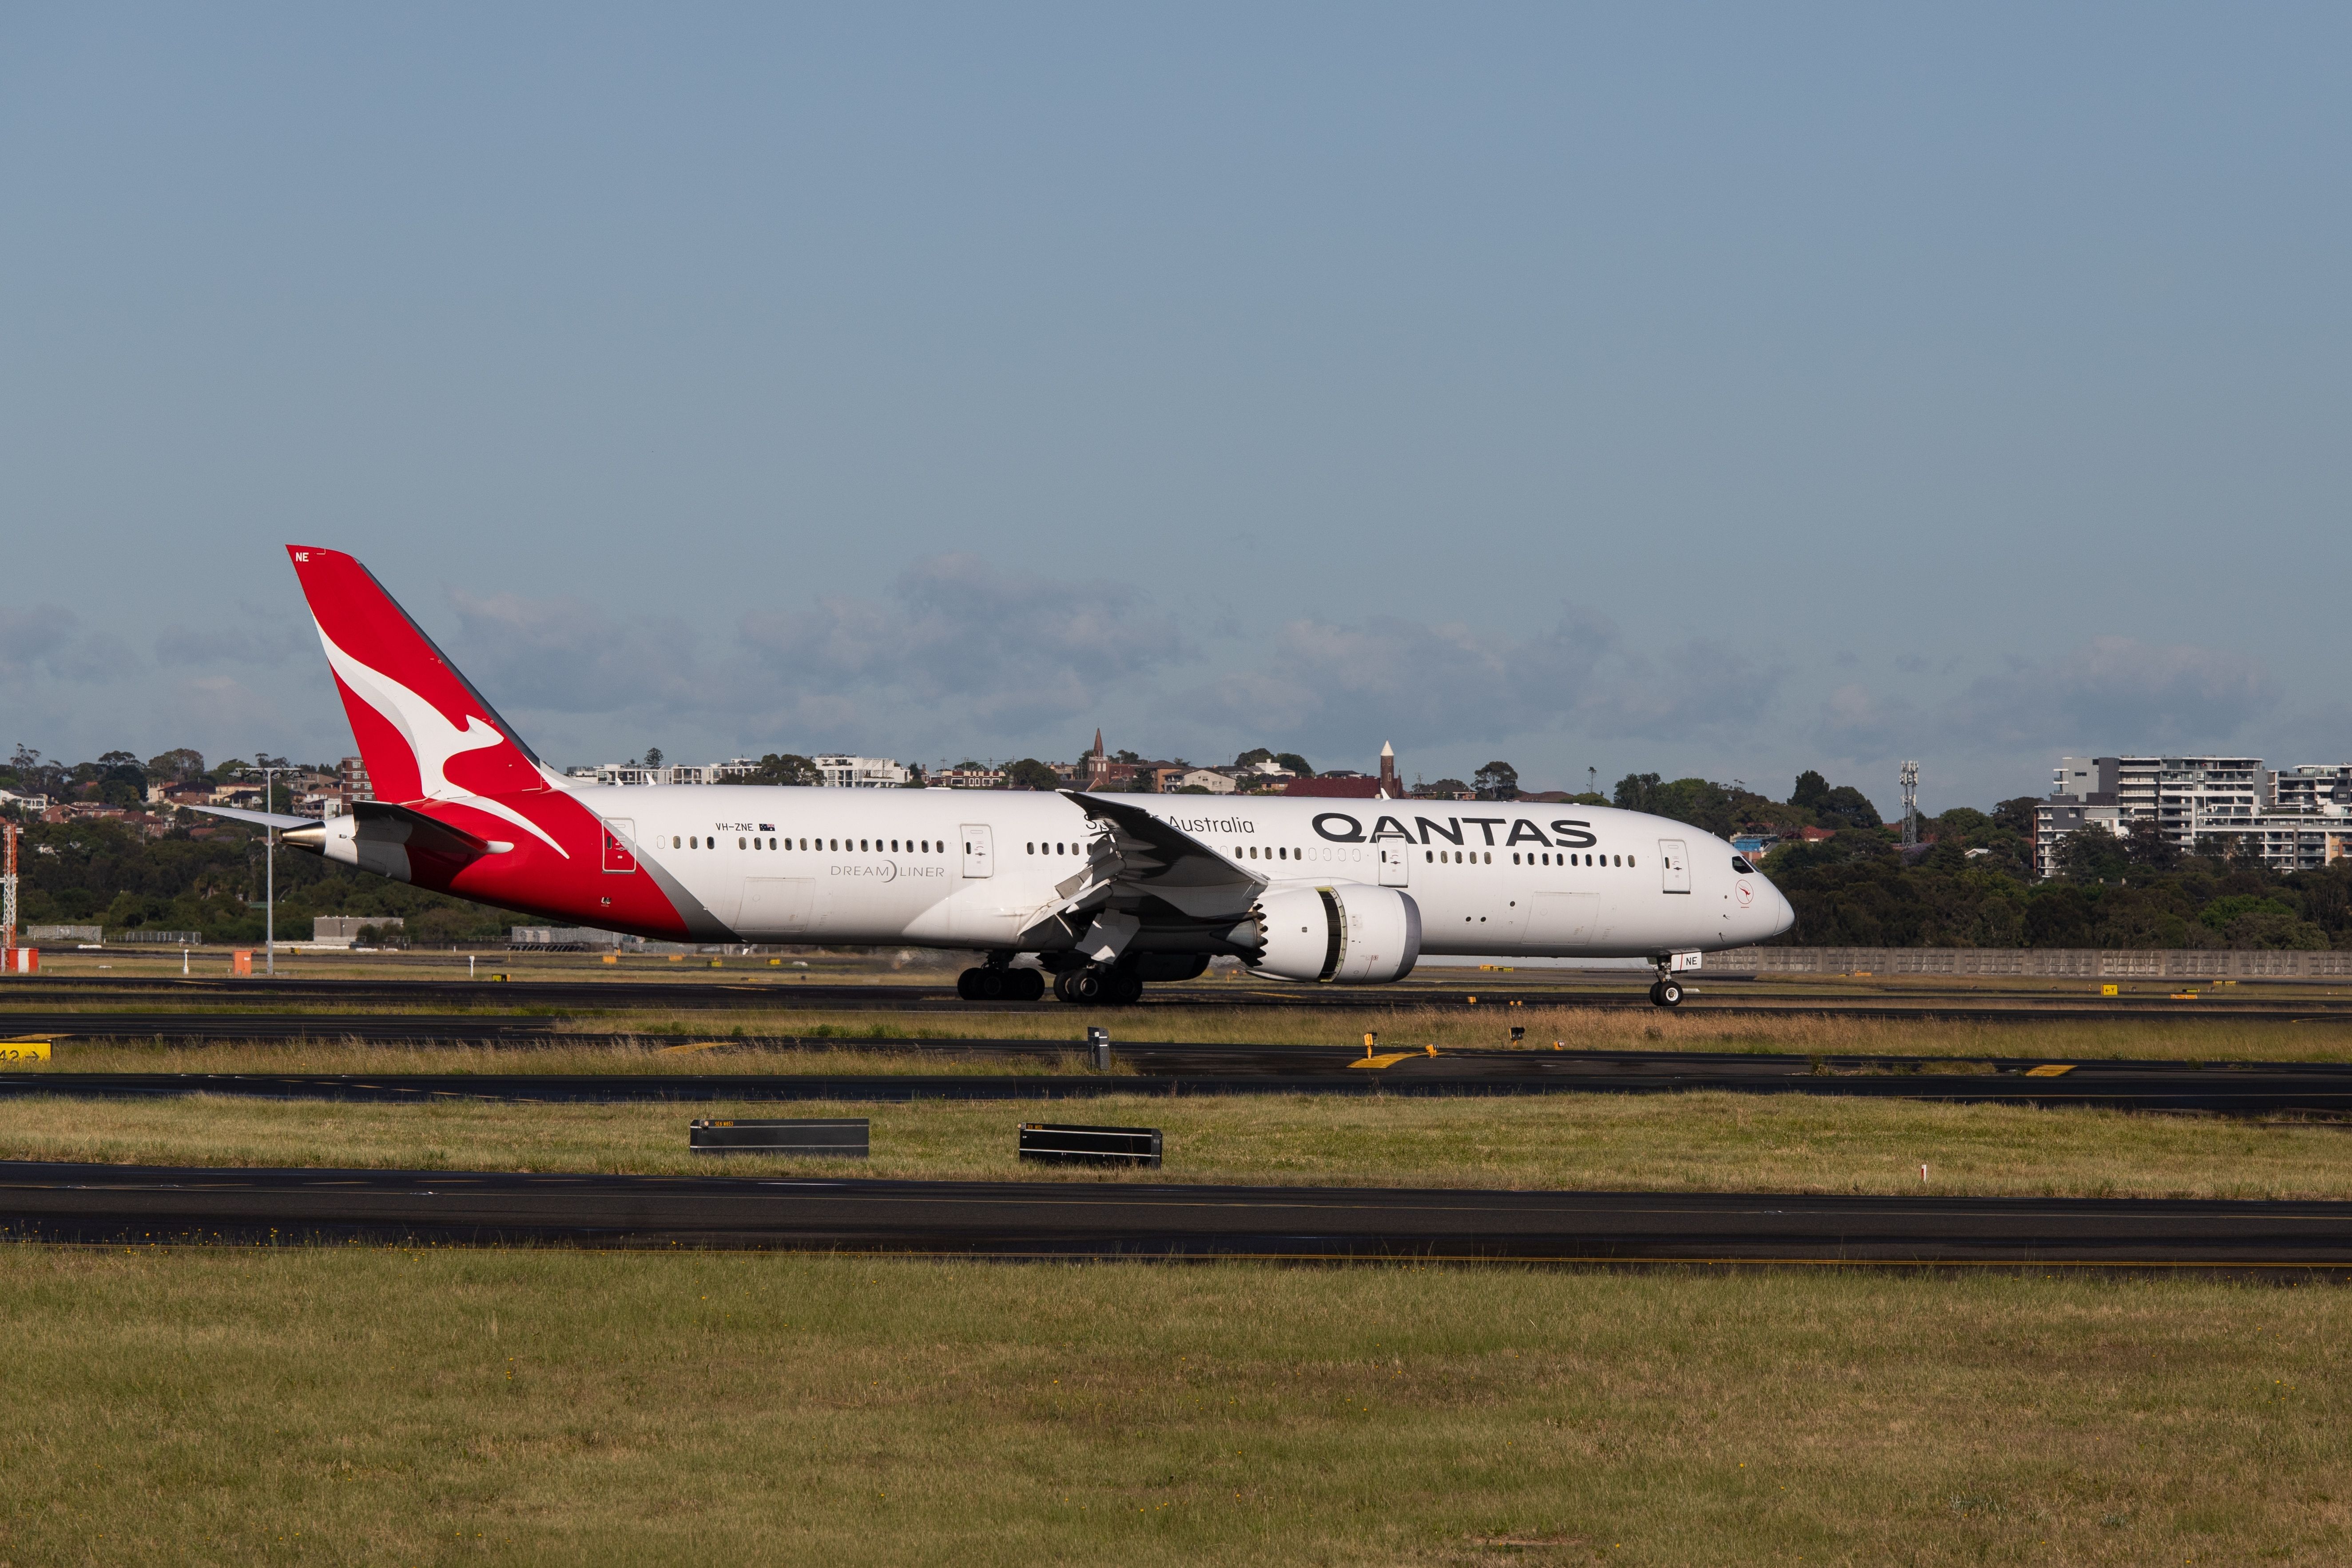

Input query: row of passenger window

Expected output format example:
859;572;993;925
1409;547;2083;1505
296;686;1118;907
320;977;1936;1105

1430;849;1631;866
1220;844;1631;868
666;835;942;853
1226;844;1381;862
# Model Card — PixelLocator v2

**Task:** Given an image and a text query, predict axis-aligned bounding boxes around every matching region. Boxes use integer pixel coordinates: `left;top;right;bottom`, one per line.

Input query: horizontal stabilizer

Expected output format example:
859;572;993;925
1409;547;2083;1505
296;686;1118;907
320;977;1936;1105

345;799;498;857
180;803;316;832
180;800;498;857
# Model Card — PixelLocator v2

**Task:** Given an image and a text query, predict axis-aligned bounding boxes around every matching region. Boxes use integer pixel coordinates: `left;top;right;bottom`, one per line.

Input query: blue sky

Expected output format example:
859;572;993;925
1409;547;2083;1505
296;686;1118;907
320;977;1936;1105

3;4;2346;812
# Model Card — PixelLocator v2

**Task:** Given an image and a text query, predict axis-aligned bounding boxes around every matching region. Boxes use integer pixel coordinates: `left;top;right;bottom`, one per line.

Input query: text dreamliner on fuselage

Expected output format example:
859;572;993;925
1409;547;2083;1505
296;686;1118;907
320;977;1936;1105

199;546;1794;1006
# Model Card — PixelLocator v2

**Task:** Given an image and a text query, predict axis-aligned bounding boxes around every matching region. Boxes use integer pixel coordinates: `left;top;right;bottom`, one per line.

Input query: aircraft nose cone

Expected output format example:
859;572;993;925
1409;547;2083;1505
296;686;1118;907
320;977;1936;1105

1770;886;1796;939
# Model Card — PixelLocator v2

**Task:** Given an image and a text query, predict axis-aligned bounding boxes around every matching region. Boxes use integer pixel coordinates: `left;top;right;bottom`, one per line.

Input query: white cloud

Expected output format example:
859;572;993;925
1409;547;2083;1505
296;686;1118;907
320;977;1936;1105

1811;681;1918;754
739;554;1192;735
447;590;708;713
152;621;311;667
0;603;92;681
1943;636;2276;751
1176;606;1782;757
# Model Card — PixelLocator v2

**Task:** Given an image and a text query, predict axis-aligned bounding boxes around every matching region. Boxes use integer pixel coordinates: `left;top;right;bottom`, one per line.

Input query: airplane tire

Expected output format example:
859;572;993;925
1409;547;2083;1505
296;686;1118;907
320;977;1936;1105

1656;980;1684;1008
1012;968;1046;1002
955;968;982;1001
979;968;1011;1000
1063;968;1104;1004
1100;969;1144;1006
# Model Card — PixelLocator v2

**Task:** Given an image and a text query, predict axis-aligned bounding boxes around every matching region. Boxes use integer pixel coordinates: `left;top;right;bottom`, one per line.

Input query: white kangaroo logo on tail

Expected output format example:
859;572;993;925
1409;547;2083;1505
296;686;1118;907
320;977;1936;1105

314;624;569;859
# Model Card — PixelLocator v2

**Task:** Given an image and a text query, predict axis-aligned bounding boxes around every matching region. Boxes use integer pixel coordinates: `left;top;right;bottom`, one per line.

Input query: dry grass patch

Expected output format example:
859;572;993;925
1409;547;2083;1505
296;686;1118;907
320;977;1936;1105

46;1035;1112;1078
0;1248;2345;1565
6;1090;2351;1199
32;1006;2352;1072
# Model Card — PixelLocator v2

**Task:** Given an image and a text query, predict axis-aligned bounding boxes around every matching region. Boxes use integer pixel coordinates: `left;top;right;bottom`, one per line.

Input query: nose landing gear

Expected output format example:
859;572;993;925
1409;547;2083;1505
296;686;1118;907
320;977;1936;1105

1647;953;1690;1008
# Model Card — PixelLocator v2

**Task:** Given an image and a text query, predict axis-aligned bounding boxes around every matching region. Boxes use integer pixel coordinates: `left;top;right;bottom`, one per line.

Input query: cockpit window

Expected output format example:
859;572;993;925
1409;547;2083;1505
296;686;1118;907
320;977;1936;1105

1731;855;1756;874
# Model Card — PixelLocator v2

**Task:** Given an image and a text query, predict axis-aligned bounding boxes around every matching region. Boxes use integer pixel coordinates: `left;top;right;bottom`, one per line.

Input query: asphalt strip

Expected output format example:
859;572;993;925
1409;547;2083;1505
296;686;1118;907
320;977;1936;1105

4;1065;2352;1115
4;1161;2349;1269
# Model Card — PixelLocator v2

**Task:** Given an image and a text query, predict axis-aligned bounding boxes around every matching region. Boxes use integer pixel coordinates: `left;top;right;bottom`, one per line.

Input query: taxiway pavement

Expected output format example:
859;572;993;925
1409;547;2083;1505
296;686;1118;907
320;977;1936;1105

4;1160;2346;1268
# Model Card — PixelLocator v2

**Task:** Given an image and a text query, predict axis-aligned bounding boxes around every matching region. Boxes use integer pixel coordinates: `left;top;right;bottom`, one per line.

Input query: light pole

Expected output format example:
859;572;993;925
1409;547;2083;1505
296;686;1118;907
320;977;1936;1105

249;761;282;976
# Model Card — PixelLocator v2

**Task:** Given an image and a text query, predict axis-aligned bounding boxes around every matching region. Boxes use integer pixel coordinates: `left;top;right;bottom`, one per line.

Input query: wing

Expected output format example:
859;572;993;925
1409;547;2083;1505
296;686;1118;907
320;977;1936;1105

1051;790;1265;927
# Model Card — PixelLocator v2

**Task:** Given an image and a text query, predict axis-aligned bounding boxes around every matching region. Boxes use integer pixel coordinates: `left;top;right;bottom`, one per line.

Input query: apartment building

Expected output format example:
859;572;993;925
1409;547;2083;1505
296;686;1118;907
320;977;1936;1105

811;754;910;789
2037;754;2352;877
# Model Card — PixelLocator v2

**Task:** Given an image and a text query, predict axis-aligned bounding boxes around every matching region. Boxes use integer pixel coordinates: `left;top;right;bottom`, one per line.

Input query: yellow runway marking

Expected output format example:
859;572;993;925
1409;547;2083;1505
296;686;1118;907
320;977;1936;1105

1347;1052;1419;1070
2024;1064;2075;1077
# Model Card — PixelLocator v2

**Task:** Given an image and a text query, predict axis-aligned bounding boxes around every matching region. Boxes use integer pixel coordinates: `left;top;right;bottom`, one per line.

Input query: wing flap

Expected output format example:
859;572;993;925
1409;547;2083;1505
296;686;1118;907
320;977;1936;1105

1060;790;1264;919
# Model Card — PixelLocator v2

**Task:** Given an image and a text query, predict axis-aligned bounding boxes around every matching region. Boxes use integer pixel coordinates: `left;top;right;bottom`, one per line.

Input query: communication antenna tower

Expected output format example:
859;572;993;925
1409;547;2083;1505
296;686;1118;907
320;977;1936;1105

1899;760;1920;848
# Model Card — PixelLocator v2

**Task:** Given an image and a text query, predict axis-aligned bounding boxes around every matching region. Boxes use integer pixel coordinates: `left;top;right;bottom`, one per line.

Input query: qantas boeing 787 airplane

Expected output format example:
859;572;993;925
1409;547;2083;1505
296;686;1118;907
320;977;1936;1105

199;547;1795;1005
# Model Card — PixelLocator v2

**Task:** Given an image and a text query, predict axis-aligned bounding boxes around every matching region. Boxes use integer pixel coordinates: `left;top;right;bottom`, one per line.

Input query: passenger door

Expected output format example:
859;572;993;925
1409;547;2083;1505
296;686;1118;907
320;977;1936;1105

1377;843;1410;886
601;819;638;873
960;824;993;879
1658;839;1691;893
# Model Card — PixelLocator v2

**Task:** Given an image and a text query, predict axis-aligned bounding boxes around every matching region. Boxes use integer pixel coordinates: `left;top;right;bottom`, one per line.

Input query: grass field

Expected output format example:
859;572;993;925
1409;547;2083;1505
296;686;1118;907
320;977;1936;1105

0;1247;2345;1565
25;1003;2352;1071
7;1090;2351;1199
9;972;2352;1562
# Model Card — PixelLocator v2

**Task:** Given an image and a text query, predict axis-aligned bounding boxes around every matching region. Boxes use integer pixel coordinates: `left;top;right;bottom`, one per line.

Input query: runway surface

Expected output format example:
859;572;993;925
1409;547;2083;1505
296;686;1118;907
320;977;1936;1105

6;1047;2352;1112
8;973;2351;1020
4;1160;2347;1267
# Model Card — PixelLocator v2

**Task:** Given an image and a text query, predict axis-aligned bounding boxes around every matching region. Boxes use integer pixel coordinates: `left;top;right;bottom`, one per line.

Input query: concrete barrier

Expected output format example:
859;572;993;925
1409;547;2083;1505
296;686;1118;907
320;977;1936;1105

1711;947;2352;979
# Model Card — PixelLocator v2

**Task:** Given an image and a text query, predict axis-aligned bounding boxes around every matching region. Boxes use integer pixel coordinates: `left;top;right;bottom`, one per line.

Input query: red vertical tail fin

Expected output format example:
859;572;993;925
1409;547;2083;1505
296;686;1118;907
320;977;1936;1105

284;546;548;804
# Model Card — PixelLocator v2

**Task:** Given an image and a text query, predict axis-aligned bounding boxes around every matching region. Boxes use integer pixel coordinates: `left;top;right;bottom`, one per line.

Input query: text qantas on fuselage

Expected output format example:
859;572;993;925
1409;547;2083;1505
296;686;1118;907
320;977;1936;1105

197;547;1796;1006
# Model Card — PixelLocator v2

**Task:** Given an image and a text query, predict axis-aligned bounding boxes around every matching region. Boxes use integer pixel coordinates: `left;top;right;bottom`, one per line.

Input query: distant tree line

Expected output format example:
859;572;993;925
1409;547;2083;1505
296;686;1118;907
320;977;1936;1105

3;816;526;946
1616;768;2352;950
15;742;2349;949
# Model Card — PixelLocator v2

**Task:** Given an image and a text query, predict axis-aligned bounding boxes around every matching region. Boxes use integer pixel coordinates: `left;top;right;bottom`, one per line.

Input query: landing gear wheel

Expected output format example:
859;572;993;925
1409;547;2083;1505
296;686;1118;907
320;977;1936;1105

958;966;1013;1001
1061;968;1105;1004
1010;968;1046;1002
1103;969;1144;1006
1655;979;1684;1008
1646;981;1663;1006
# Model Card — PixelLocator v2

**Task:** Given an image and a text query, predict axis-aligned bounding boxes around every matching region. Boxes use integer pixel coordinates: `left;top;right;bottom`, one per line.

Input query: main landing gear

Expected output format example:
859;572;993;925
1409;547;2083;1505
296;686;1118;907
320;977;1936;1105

955;957;1149;1004
955;964;1045;1002
1052;965;1144;1006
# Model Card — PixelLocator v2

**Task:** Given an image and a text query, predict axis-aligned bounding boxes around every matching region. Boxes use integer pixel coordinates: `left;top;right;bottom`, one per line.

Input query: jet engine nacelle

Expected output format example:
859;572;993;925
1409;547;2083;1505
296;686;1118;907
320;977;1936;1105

1244;883;1421;984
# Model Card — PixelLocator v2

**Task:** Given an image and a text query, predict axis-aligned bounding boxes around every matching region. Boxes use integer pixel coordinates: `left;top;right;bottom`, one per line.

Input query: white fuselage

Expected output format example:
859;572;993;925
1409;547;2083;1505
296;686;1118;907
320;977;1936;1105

578;784;1796;959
